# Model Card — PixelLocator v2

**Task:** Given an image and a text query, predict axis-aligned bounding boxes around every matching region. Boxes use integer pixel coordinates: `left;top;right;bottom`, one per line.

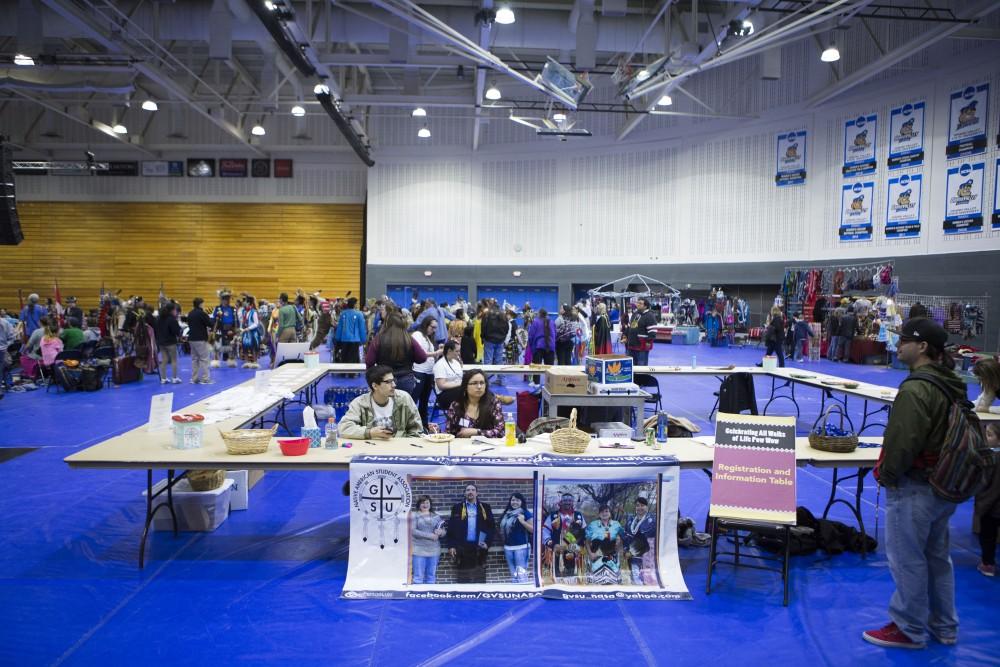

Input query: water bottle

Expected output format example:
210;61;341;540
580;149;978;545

655;411;668;447
690;354;697;369
504;412;516;447
324;416;339;449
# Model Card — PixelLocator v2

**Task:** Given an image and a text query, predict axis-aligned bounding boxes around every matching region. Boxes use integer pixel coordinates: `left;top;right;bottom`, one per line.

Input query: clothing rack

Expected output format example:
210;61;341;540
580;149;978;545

892;293;990;347
783;260;896;297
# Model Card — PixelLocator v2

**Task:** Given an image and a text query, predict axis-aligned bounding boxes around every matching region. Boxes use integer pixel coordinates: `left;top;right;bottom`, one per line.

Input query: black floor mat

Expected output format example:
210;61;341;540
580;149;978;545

0;448;38;464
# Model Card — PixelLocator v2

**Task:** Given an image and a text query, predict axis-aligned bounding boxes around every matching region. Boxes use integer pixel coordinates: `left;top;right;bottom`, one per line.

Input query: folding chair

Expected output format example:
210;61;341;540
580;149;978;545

92;346;116;388
633;373;662;413
706;517;792;606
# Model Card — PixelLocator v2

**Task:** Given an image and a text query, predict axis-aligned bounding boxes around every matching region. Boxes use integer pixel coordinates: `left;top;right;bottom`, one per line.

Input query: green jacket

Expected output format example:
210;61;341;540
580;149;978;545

337;390;424;439
879;363;966;488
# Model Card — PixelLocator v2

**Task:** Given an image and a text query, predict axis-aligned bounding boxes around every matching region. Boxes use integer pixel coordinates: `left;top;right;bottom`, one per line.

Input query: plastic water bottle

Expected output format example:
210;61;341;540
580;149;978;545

324;417;338;449
691;355;697;369
504;412;516;447
655;411;668;447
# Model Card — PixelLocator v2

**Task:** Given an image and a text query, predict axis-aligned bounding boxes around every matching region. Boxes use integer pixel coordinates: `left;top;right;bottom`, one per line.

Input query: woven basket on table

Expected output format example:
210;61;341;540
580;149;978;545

186;469;225;492
550;408;591;454
808;404;859;453
220;425;278;455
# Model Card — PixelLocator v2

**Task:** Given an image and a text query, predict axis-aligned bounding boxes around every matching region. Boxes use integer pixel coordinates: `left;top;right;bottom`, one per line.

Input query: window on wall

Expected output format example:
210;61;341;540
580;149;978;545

386;284;469;309
477;285;559;323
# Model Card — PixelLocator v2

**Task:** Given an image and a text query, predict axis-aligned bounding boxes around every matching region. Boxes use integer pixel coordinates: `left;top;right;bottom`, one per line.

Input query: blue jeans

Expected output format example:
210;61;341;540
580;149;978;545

827;335;841;360
504;545;531;583
412;552;440;584
885;476;958;643
484;341;505;366
629;349;649;366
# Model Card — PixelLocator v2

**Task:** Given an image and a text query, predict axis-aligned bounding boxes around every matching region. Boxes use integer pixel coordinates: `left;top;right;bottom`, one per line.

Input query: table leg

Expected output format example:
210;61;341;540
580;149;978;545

139;468;181;569
858;400;890;434
763;378;799;418
820;467;872;558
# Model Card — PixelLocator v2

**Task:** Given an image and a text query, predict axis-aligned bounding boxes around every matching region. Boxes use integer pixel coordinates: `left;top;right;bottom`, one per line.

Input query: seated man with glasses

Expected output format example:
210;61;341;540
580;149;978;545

338;364;436;440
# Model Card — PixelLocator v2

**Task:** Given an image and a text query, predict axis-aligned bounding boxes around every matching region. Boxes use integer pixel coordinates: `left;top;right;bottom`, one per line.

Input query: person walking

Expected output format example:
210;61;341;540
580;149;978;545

154;303;182;384
187;298;214;384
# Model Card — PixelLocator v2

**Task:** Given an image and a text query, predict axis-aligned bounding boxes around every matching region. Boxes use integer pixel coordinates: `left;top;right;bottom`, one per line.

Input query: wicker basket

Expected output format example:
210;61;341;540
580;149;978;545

808;404;858;453
550;408;591;454
186;469;225;491
220;425;277;455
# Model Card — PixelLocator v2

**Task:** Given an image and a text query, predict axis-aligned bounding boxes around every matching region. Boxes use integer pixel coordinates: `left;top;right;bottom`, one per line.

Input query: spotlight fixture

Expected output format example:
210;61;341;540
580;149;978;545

495;5;515;25
820;44;840;62
412;107;427;117
635;69;650;82
417;125;431;139
264;0;274;9
728;19;754;38
512;271;522;277
315;85;374;167
251;124;266;136
112;123;127;134
13;54;34;66
291;105;306;117
657;94;673;106
552;112;567;122
314;83;330;95
141;99;158;111
485;83;502;100
423;270;433;277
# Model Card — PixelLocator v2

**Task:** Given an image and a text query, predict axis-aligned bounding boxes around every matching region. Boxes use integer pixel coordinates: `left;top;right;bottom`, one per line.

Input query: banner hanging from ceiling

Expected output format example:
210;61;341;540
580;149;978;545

843;114;878;177
946;83;989;159
343;453;691;601
888;102;925;170
885;172;922;240
943;161;985;235
775;129;807;187
840;181;875;242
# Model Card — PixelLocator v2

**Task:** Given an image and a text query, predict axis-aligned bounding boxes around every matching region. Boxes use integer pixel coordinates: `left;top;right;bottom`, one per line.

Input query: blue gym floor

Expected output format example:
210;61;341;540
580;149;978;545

0;343;994;666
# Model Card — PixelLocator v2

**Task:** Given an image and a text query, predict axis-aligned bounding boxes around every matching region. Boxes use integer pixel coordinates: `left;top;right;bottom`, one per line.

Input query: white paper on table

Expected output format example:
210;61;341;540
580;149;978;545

254;370;271;392
148;393;174;432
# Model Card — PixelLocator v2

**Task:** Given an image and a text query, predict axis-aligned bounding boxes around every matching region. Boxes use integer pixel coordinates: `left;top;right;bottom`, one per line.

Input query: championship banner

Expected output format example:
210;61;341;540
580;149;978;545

885;173;922;239
775;129;807;186
946;83;989;158
944;162;985;235
888;102;924;170
709;413;797;524
993;159;1000;230
843;114;877;177
840;181;875;242
343;453;691;601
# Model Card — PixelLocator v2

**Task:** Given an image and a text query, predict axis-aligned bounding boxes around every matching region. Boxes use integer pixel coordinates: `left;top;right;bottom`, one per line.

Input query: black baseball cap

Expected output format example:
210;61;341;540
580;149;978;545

898;317;948;350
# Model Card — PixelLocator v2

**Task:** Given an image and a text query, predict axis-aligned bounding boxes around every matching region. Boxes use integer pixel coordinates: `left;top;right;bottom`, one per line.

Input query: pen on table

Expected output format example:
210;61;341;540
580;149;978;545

473;447;495;455
410;442;423;448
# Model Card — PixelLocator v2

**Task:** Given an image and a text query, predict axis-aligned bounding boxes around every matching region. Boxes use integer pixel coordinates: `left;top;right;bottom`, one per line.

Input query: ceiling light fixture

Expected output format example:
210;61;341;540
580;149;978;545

636;69;650;82
291;105;306;117
512;271;522;277
552;112;567;122
418;125;431;138
495;5;515;24
412;107;427;117
423;270;433;277
820;44;840;62
14;54;34;66
314;83;330;95
141;99;158;111
264;0;275;10
657;94;673;106
485;83;502;101
742;19;754;35
251;124;266;136
112;123;127;134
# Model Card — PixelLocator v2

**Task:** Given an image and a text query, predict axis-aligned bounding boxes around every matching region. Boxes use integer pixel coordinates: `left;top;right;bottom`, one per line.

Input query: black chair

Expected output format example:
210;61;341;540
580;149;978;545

706;517;792;606
633;373;662;413
92;346;116;388
709;372;759;421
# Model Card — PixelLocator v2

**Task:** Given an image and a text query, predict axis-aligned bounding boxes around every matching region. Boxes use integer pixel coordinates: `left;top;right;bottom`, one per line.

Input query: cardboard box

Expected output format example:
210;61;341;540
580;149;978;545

225;470;248;511
248;470;266;489
591;421;632;439
585;354;633;384
544;368;589;394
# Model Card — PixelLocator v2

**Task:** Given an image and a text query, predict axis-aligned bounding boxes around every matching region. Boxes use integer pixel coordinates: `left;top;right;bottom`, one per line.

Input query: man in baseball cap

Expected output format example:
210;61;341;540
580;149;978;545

864;316;965;650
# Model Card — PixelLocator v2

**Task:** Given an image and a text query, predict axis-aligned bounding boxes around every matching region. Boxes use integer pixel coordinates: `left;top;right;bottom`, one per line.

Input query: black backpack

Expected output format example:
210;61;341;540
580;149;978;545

79;364;106;392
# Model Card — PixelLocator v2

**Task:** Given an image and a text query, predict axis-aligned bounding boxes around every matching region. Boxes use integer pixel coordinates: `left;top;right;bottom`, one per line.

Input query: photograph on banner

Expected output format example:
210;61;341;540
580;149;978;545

943;161;984;235
775;129;807;186
946;83;989;158
885;172;922;239
839;181;875;242
843;114;877;177
888;102;924;170
993;159;1000;230
709;413;797;524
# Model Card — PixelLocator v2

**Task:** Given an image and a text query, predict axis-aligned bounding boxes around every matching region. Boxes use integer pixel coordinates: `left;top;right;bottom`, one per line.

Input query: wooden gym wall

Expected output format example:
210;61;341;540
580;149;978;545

0;202;363;312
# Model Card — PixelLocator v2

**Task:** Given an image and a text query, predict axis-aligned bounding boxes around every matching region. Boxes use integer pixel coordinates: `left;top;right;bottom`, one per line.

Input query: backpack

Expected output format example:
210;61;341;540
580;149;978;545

903;372;997;503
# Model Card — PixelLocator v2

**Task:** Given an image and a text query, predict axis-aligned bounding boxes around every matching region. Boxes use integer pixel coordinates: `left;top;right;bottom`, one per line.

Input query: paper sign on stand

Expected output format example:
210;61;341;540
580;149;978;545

148;393;174;432
254;370;271;393
709;413;797;524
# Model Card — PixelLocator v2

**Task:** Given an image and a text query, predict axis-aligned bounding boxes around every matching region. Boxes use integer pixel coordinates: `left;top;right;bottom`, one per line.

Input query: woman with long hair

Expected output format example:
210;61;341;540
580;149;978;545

554;305;576;366
434;340;465;410
499;492;534;583
410;495;446;584
593;302;612;355
444;369;504;438
364;310;427;396
763;305;786;368
238;295;262;369
412;316;443;428
972;357;999;413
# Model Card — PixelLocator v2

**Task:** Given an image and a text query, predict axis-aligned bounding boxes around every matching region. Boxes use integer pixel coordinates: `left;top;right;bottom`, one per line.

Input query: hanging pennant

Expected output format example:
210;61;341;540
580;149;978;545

885;173;922;239
840;181;874;242
843;114;877;177
943;162;985;235
946;83;989;159
888;102;925;170
775;129;807;186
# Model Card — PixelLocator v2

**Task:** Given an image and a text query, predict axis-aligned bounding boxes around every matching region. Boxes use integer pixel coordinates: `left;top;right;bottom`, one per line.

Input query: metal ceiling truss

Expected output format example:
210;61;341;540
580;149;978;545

757;1;969;24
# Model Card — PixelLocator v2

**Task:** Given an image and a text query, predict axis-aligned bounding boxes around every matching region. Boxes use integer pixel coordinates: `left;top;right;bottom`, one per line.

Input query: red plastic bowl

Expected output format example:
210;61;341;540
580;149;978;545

278;437;311;456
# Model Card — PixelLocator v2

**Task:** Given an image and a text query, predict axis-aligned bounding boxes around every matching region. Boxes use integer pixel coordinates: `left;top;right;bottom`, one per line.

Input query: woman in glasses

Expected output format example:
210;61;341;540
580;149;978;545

444;369;505;438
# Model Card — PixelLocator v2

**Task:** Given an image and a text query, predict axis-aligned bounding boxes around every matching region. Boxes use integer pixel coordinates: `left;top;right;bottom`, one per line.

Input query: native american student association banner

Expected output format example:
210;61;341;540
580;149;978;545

888;102;925;170
944;162;985;235
885;172;922;239
709;413;796;524
946;83;989;159
840;181;875;242
343;453;690;601
843;114;877;177
775;129;807;186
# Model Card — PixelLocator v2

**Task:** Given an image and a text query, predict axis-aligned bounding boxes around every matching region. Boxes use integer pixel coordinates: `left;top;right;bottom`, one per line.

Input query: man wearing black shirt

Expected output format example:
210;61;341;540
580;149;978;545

623;298;657;366
187;297;215;384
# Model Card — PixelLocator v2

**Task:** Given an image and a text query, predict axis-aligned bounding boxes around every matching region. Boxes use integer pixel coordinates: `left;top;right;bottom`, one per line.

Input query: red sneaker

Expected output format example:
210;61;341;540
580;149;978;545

978;562;996;577
863;622;925;649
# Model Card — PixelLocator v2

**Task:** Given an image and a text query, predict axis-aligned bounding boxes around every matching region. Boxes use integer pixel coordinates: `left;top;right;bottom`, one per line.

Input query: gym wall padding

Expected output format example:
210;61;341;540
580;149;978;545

0;202;363;308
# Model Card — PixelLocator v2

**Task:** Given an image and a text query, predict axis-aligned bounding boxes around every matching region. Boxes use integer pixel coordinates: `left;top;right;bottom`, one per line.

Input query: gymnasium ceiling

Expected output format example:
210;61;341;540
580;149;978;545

1;0;999;163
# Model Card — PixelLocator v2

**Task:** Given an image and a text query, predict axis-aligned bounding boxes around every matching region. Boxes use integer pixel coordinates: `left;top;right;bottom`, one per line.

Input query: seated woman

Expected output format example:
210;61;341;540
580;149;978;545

40;322;64;367
585;505;625;585
973;358;999;414
444;369;505;438
433;341;464;411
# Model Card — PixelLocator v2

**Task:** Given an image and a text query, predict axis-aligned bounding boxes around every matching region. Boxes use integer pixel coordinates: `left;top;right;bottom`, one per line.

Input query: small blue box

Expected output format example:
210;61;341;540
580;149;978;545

585;354;633;384
301;427;323;448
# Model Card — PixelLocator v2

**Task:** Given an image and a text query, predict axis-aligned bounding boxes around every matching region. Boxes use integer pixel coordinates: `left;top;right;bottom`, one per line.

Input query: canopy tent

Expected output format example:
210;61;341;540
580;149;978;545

587;274;680;300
